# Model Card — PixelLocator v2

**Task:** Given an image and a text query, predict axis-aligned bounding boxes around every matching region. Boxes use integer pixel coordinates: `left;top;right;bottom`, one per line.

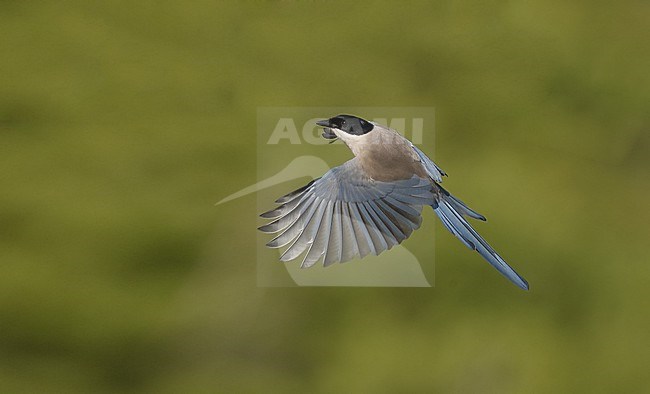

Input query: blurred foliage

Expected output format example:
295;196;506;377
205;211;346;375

0;1;648;393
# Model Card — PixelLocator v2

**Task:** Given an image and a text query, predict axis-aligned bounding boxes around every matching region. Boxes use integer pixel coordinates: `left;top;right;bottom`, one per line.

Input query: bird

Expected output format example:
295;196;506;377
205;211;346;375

258;114;529;290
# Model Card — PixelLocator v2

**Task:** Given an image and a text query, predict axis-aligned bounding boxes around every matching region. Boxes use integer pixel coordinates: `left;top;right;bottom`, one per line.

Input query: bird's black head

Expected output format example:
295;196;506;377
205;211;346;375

316;114;374;137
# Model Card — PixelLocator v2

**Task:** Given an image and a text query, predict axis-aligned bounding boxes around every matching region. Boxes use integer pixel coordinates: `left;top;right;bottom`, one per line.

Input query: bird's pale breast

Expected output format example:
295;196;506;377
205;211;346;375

356;132;429;182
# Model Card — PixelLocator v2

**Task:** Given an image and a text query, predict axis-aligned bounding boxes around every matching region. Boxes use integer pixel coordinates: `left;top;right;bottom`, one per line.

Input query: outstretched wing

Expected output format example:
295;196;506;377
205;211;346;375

258;158;434;268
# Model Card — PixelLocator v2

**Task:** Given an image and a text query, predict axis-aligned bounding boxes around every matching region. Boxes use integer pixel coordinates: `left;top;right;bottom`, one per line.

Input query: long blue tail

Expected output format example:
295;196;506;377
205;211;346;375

432;188;529;290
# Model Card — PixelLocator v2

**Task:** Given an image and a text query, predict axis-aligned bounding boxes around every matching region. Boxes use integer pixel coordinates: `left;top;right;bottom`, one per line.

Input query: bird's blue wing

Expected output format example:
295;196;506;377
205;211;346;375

258;158;433;268
410;144;446;182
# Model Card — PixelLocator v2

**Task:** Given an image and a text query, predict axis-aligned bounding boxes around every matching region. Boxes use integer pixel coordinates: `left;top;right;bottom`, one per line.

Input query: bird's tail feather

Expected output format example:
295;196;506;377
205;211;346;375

437;185;486;221
432;192;529;290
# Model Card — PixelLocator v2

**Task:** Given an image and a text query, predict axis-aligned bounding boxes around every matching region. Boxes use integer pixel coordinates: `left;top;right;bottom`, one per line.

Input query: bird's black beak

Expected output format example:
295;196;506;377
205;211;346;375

316;119;338;141
321;128;338;140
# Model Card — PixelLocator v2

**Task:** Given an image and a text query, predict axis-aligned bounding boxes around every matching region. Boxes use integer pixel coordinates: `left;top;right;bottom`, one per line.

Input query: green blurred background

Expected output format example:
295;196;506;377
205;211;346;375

1;1;648;393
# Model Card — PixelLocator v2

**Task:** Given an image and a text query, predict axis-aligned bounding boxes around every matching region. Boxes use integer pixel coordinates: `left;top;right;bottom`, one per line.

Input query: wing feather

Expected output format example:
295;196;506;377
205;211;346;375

280;199;326;261
339;203;360;261
348;202;375;257
259;158;433;267
302;200;334;267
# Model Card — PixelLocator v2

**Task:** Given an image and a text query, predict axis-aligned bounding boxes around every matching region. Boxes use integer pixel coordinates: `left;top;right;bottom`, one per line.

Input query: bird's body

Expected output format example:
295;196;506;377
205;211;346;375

259;115;529;290
340;127;429;181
